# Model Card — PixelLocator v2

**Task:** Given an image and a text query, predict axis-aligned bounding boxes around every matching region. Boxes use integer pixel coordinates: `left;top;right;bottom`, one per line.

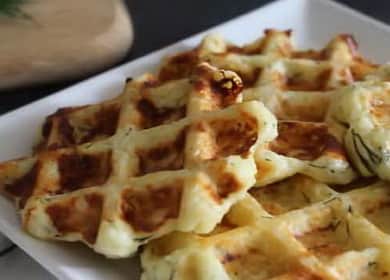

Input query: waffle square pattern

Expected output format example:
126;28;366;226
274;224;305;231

0;63;277;257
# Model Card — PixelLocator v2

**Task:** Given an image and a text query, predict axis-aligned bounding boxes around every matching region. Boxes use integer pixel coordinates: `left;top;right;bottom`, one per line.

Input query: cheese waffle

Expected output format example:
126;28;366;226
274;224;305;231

37;63;244;151
141;176;390;280
327;80;390;181
0;64;277;257
159;29;377;121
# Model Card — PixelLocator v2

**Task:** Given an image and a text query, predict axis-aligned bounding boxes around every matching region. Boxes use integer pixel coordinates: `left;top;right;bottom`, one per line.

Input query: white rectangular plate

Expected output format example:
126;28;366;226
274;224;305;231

1;0;390;279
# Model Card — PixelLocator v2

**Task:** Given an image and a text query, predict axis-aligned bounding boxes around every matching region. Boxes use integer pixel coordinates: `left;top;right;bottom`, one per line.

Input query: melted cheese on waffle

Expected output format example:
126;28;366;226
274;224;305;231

159;30;377;122
2;100;277;257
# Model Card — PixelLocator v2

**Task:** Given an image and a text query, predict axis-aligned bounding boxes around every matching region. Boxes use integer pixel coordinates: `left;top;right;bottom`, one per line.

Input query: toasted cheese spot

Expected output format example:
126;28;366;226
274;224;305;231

58;152;112;192
78;104;120;143
4;163;39;208
194;68;243;108
284;69;332;91
159;50;199;82
46;193;103;244
270;122;346;161
370;92;390;128
210;114;258;157
206;52;262;87
136;98;186;129
121;181;183;232
137;129;186;175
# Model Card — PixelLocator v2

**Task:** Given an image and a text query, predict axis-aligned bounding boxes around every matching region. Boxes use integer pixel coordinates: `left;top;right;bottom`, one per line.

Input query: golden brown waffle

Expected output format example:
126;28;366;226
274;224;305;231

159;29;378;121
0;63;277;257
37;63;243;151
141;175;390;280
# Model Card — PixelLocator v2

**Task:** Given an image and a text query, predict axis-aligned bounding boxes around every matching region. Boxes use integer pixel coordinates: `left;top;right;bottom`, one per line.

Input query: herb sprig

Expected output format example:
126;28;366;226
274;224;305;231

0;0;30;19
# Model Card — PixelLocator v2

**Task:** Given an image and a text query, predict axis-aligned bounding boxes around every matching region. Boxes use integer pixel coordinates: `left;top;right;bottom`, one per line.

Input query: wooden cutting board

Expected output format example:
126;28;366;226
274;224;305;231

0;0;133;89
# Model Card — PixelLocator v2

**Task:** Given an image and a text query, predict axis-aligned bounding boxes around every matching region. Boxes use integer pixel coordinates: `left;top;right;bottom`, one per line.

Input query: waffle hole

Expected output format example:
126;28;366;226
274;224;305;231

250;176;332;215
269;121;345;161
121;181;183;232
136;129;186;176
351;188;390;234
284;68;332;91
40;103;121;150
293;205;357;262
77;103;121;143
363;201;390;234
136;98;186;129
4;161;40;208
58;151;112;192
209;115;258;158
46;193;104;244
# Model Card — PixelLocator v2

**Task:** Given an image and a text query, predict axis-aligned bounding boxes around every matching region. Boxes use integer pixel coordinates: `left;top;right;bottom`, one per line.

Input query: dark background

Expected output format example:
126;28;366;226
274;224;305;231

0;0;387;114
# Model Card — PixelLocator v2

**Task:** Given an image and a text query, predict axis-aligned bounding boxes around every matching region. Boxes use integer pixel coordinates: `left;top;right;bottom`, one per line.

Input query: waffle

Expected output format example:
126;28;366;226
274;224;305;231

159;29;378;121
37;62;243;151
0;63;277;257
327;80;390;181
141;175;390;280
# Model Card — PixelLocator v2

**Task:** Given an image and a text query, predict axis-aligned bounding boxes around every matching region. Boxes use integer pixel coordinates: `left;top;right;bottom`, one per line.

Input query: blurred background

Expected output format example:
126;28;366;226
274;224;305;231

0;0;387;115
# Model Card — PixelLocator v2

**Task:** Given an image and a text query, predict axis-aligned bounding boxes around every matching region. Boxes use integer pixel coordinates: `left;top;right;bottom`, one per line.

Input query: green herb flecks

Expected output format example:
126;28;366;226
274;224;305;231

350;129;381;174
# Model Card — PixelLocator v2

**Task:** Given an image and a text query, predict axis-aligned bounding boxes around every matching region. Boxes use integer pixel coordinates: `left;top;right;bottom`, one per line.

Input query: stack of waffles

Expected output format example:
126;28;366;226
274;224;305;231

0;29;389;279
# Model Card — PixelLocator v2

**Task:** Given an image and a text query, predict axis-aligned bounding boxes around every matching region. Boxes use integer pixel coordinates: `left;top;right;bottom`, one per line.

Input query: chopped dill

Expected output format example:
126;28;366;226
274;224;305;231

0;0;30;19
